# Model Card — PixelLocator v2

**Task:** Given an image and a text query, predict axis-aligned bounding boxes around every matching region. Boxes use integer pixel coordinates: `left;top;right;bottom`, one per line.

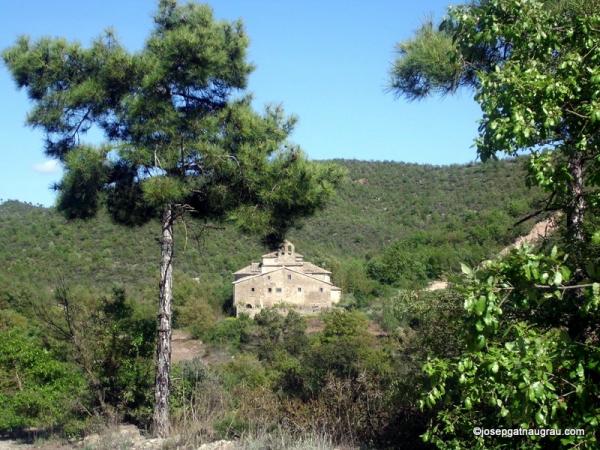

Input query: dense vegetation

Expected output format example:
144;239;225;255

2;0;599;448
0;158;542;306
1;276;463;448
390;0;600;448
0;157;544;446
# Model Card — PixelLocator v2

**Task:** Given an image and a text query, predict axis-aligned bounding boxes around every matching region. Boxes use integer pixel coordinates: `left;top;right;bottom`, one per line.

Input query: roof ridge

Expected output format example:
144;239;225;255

232;266;340;289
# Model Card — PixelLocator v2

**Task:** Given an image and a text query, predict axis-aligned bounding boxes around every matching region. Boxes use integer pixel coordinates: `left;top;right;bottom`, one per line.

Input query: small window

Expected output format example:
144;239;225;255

297;287;302;292
276;287;282;293
268;288;272;293
319;287;324;293
251;287;255;292
267;275;271;280
246;304;253;309
288;274;292;280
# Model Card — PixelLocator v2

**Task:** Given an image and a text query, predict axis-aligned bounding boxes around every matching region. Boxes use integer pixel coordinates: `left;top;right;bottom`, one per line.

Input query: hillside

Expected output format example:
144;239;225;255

0;158;543;306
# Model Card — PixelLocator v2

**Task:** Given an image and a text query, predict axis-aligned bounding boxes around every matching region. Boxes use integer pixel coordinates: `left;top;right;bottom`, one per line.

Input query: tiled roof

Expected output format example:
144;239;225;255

232;266;337;287
301;262;331;274
233;264;260;275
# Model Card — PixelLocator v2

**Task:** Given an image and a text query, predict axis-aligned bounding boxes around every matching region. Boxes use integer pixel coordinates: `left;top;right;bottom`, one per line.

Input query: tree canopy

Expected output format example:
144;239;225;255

390;1;600;448
2;1;341;240
390;0;600;251
3;0;342;436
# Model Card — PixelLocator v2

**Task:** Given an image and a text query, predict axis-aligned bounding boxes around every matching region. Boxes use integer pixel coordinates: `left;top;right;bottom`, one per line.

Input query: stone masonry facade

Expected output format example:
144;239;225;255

233;241;341;317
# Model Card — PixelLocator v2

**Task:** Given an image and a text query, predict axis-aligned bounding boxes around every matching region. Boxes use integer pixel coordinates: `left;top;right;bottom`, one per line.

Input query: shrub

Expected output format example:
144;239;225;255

253;309;307;361
206;316;253;349
0;329;86;433
220;354;270;390
37;286;155;425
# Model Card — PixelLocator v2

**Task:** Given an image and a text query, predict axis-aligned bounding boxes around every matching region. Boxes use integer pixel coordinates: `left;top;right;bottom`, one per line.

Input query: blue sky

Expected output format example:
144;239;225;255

0;0;480;207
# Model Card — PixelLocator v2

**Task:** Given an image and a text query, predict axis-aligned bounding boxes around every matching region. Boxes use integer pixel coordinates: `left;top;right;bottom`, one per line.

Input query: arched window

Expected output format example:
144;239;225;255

246;304;253;309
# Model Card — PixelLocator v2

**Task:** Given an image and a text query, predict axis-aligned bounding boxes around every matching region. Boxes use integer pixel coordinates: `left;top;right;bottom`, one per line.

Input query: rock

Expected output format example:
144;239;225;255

117;424;143;441
0;440;31;450
82;424;143;448
197;440;238;450
81;433;101;447
134;437;167;449
425;280;449;291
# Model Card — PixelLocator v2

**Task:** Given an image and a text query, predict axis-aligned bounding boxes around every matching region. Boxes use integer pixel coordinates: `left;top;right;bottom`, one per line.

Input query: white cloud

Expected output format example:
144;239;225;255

32;160;60;174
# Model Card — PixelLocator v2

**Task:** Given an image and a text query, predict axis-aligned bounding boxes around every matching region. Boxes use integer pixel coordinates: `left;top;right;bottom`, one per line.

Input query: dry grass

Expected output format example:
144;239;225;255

168;374;359;450
237;427;341;450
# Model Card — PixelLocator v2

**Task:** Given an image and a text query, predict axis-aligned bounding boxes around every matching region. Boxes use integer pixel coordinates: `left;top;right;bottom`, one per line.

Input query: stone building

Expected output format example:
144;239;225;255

233;240;341;317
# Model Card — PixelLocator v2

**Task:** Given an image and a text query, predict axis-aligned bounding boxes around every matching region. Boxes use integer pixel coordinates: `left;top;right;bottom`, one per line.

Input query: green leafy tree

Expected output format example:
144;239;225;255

0;329;86;433
390;0;600;255
38;286;156;424
421;249;600;449
3;0;341;435
367;238;429;288
389;1;600;448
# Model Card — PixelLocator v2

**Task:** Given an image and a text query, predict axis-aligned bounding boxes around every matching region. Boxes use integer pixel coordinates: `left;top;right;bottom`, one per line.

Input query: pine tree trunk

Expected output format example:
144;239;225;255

566;152;586;252
153;204;174;437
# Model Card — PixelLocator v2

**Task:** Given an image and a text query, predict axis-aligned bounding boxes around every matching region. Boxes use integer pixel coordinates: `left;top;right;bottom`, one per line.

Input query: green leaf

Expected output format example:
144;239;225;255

473;296;487;316
553;271;562;286
461;263;473;276
535;410;546;425
490;361;499;373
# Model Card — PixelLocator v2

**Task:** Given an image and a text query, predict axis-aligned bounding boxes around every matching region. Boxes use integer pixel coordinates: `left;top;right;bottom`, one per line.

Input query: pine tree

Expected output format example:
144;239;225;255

3;0;342;435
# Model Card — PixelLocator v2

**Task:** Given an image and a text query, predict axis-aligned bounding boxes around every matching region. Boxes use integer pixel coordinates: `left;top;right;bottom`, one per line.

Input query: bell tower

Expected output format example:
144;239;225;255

277;240;295;263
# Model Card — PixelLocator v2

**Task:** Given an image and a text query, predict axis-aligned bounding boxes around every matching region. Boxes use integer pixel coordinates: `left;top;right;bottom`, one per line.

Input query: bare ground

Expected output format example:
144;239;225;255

172;329;205;364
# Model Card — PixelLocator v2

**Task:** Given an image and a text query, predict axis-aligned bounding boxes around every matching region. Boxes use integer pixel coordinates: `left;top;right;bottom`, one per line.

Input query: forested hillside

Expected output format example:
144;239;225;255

0;157;541;306
2;0;598;446
0;156;549;446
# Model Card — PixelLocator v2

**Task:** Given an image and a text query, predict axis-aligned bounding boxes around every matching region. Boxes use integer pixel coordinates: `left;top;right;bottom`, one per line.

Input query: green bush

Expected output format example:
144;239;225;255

213;412;250;439
367;239;430;289
220;353;270;389
37;286;155;425
254;309;308;361
205;316;252;349
0;329;86;432
302;310;392;393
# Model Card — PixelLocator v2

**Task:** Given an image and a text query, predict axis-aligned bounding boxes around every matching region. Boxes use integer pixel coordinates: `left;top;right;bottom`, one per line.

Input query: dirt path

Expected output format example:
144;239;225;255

172;329;205;363
171;330;232;366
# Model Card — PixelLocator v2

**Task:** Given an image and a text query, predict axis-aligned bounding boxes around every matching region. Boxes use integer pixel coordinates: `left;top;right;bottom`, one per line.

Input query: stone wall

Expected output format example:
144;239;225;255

234;268;336;317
